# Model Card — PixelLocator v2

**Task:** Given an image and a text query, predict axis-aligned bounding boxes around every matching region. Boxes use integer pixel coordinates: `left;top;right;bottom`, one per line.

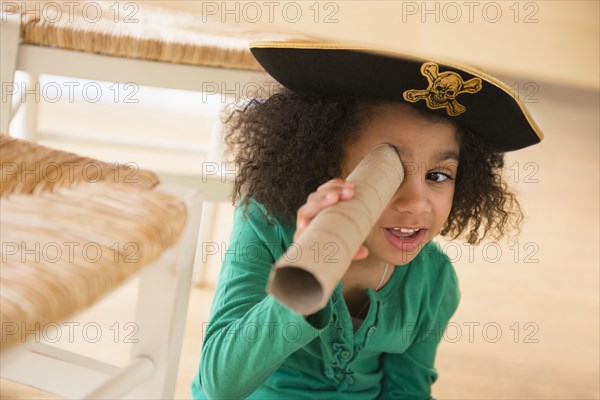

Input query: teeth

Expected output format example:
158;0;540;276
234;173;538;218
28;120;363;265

392;228;420;233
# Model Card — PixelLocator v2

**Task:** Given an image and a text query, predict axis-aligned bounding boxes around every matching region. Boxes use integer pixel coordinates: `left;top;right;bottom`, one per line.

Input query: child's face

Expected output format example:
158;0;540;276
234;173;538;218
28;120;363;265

342;103;459;266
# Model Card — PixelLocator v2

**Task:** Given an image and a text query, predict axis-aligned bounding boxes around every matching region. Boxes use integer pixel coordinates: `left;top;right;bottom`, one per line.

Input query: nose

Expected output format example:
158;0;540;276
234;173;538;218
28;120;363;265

391;172;431;216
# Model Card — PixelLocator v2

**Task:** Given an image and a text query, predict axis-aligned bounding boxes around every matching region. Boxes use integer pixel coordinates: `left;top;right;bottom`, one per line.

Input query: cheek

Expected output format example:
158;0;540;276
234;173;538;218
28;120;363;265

340;155;357;178
435;186;456;223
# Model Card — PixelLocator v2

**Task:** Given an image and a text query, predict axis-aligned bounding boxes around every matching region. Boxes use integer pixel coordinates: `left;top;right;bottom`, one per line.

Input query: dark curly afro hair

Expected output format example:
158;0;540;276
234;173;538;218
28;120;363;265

223;88;523;245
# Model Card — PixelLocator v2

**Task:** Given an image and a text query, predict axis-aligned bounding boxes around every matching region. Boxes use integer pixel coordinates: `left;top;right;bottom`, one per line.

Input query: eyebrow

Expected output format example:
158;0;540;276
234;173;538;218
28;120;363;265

438;151;460;162
390;144;460;163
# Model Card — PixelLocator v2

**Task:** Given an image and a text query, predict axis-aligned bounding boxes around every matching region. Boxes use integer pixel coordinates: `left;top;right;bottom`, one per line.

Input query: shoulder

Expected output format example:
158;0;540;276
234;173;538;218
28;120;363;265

209;199;295;308
406;240;461;320
414;240;459;287
231;198;296;259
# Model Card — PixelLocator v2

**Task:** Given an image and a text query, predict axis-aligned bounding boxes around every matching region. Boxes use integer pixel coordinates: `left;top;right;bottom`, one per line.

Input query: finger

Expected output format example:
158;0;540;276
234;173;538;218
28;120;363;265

295;180;355;240
316;178;353;192
298;189;342;221
295;193;341;241
311;183;354;205
296;198;333;239
352;245;369;261
321;179;355;200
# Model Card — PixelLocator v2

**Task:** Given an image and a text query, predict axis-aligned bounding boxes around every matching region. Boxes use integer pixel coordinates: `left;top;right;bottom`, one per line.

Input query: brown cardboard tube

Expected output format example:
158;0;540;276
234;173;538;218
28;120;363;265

267;144;404;315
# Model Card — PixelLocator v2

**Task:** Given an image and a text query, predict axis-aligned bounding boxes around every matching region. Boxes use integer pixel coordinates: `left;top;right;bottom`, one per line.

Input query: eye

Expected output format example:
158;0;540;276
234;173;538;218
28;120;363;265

426;171;453;183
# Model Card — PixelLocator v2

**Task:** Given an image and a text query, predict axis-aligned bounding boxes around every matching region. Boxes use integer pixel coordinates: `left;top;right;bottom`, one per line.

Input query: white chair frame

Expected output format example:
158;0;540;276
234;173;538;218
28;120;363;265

0;184;203;399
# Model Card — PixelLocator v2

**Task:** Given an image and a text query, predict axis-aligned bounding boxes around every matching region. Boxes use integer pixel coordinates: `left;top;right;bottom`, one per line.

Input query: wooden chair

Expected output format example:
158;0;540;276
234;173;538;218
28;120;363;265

0;134;203;399
0;1;288;285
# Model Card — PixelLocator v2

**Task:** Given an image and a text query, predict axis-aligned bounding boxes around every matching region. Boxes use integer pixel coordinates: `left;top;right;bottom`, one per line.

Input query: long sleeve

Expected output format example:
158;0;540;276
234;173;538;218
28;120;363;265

379;336;441;399
196;201;332;399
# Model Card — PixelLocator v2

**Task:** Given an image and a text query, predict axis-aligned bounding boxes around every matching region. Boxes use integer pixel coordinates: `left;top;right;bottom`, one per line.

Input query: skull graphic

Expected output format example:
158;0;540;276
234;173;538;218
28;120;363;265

403;62;482;116
429;72;462;106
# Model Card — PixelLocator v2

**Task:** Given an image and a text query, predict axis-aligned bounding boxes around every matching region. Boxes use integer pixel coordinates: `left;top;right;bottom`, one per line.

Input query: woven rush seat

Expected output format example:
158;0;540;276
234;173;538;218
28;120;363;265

0;135;187;350
0;134;159;195
12;0;297;71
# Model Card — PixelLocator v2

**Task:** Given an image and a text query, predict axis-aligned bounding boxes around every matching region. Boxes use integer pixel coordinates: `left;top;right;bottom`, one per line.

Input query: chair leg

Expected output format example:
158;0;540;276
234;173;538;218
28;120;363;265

125;188;202;399
0;13;20;134
192;111;227;286
21;72;40;141
193;200;219;286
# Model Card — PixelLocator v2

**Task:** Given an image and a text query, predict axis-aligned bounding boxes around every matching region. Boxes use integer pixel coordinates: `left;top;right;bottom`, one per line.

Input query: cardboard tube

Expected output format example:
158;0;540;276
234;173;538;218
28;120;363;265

267;144;404;315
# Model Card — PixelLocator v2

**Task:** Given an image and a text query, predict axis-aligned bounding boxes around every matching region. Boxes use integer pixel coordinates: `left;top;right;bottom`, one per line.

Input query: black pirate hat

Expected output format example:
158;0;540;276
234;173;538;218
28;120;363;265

250;41;543;152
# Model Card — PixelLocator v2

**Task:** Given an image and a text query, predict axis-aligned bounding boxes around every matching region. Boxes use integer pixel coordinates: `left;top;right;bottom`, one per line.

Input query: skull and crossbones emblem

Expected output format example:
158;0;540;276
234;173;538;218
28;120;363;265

403;62;482;116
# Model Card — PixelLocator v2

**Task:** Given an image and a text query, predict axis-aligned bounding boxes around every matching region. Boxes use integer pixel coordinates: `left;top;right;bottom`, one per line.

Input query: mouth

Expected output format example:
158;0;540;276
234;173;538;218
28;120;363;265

383;227;427;251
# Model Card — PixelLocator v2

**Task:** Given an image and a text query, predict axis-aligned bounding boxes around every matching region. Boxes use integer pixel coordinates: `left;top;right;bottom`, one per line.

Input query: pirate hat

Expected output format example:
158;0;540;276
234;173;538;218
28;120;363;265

250;41;543;152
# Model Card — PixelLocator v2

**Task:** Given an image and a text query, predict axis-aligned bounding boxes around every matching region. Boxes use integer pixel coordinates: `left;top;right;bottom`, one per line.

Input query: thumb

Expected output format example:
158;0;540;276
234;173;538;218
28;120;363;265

353;245;369;261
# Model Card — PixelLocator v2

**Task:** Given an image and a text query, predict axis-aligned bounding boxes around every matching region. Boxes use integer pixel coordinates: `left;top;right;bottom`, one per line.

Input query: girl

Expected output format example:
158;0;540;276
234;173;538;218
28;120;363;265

192;42;543;399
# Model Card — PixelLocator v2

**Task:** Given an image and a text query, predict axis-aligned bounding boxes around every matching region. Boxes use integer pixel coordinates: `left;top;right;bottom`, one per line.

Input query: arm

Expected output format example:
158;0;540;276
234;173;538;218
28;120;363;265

379;335;442;399
198;202;332;399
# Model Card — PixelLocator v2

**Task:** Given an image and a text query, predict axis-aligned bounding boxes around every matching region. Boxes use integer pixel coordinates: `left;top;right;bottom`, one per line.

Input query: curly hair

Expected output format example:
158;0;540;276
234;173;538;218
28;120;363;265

223;88;523;245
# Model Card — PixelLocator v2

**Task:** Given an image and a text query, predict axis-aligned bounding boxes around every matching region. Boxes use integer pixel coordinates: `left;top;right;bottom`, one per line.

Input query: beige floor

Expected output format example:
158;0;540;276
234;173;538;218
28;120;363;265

1;77;598;399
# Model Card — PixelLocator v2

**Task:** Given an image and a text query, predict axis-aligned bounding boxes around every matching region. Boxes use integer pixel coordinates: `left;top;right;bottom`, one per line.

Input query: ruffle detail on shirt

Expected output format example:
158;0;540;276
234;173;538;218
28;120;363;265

322;293;362;389
323;364;356;390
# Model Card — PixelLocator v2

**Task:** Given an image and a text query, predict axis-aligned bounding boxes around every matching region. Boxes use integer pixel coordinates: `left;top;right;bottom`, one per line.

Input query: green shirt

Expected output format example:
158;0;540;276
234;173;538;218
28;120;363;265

192;200;460;399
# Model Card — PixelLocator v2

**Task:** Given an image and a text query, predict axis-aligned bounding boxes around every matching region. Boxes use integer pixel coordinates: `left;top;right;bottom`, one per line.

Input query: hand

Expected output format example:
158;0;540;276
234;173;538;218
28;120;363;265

294;178;369;261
